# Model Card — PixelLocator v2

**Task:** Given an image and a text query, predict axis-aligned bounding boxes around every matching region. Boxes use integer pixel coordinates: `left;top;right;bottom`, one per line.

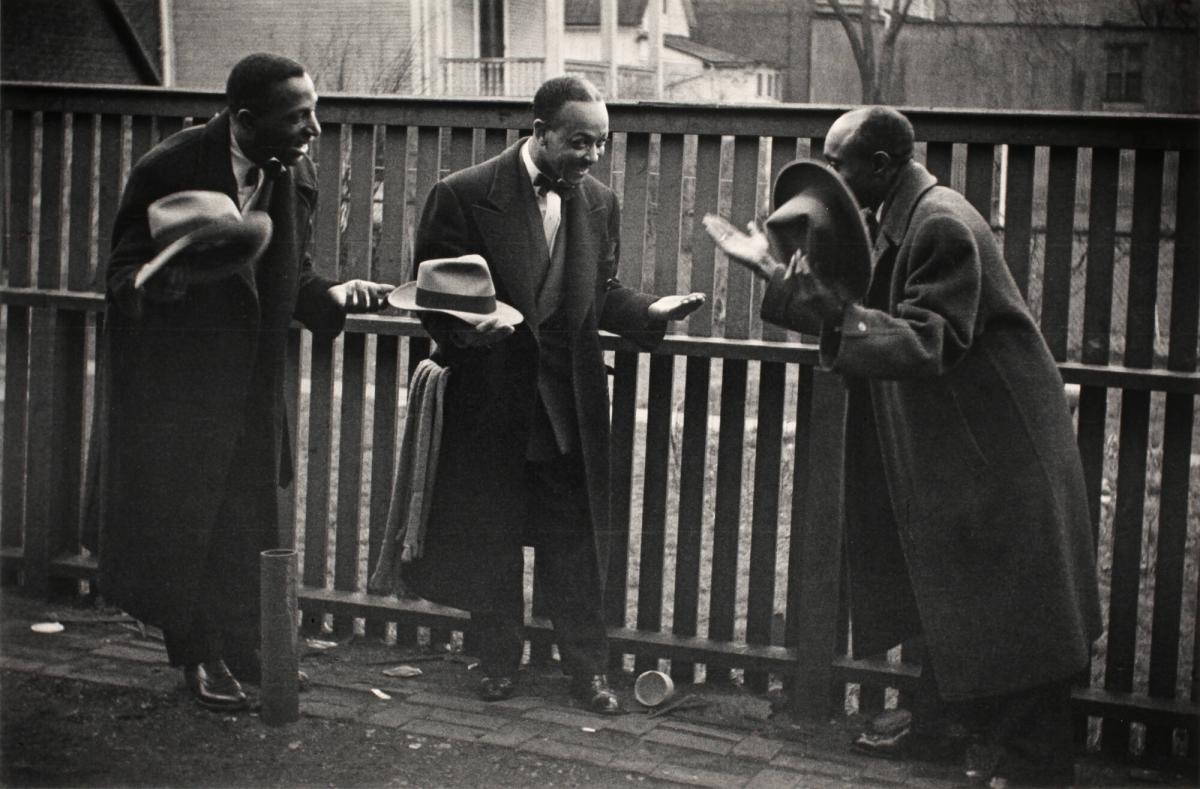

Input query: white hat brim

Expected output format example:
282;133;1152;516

388;282;523;328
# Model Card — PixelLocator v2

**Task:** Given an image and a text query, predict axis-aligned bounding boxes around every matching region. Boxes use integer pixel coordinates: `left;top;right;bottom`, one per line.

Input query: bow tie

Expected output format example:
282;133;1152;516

534;172;575;198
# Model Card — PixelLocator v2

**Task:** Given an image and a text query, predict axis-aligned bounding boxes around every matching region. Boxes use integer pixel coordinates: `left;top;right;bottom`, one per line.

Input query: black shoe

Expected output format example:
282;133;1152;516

853;720;971;763
478;676;516;702
571;674;622;715
183;660;248;711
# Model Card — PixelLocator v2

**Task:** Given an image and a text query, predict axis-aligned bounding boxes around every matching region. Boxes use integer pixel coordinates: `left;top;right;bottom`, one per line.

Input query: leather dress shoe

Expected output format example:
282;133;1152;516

183;660;248;711
571;674;622;715
478;676;516;702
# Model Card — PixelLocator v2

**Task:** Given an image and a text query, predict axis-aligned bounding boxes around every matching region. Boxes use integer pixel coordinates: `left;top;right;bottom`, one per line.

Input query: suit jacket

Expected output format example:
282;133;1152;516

95;111;344;632
400;139;665;611
762;161;1101;700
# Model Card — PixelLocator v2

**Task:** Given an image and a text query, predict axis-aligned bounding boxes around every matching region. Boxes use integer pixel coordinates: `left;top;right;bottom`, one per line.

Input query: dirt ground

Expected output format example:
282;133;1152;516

0;670;683;788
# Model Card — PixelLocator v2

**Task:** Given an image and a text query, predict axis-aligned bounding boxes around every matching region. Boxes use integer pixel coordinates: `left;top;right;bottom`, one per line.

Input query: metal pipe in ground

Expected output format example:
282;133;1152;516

260;548;299;725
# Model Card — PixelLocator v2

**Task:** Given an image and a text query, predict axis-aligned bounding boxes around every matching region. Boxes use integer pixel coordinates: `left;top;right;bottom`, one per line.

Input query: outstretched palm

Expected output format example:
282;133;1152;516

648;292;706;321
701;213;779;280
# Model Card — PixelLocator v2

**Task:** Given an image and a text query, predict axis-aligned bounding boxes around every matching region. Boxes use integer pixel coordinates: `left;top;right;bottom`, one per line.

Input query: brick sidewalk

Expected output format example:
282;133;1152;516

0;594;1004;788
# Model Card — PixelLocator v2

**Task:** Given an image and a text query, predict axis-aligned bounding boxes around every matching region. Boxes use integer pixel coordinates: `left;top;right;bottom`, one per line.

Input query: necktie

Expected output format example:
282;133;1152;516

244;158;286;213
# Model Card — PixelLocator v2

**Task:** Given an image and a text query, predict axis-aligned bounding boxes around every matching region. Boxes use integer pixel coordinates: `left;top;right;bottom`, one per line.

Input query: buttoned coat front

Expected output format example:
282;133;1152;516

399;140;663;612
94;112;344;634
762;161;1102;700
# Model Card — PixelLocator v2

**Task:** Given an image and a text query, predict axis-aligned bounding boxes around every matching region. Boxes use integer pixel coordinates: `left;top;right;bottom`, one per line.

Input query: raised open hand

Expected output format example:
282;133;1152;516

702;213;778;280
647;292;707;321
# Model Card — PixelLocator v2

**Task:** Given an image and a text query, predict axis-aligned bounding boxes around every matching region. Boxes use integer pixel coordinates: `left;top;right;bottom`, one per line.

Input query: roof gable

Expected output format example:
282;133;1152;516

663;33;761;67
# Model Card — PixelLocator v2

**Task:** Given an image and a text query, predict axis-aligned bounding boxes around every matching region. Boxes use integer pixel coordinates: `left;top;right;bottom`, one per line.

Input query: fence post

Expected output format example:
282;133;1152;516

788;369;847;720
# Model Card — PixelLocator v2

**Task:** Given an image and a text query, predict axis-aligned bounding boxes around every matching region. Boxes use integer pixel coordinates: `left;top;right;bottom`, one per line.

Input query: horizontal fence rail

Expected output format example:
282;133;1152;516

1;82;1198;762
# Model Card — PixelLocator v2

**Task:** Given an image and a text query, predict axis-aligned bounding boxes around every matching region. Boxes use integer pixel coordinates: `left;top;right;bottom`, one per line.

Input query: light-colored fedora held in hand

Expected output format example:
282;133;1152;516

133;190;273;289
388;254;523;328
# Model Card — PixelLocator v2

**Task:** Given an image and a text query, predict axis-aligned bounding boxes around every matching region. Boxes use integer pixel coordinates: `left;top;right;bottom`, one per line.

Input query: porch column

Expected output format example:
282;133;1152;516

646;0;662;98
544;0;564;80
600;0;618;98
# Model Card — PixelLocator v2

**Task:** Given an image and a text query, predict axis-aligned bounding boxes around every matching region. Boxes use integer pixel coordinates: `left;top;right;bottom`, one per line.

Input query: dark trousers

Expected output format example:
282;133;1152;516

912;642;1077;781
470;453;608;680
162;438;279;681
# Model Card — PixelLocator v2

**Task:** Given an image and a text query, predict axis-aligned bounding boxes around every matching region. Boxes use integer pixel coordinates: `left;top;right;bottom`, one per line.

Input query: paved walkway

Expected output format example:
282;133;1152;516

0;593;1155;788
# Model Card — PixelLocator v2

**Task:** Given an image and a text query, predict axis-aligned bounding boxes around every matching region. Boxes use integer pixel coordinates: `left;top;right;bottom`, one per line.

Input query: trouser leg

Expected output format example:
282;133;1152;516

527;454;609;679
469;546;526;678
163;609;222;667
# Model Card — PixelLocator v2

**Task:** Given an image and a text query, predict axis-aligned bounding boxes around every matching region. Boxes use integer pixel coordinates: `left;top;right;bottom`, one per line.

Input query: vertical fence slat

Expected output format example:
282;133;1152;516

482;127;508;165
744;360;786;692
302;335;335;603
789;370;847;718
1041;146;1078;360
25;113;67;595
605;351;639;638
2;112;34;558
379;126;409;284
725;137;759;340
1002;144;1035;299
1078;148;1120;546
448;126;473;174
925;141;953;185
130;115;153;166
96;114;122;270
1126;150;1165;369
964;143;994;220
68;114;96;291
365;333;400;639
762;137;797;343
653;134;684;296
670;355;710;684
44;113;85;576
155;116;183;143
414;126;441;240
1146;149;1199;758
313;124;343;279
707;358;748;682
784;365;814;650
635;354;674;672
688;135;721;336
346;124;376;280
280;328;301;548
332;331;367;635
1102;147;1165;755
619;132;651;288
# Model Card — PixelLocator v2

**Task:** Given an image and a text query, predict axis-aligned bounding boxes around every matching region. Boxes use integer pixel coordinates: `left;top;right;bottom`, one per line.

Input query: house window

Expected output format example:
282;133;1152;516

1104;44;1144;103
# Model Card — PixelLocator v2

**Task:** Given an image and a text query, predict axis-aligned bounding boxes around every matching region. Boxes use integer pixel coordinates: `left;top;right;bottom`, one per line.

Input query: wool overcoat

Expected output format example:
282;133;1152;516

95;112;344;633
762;161;1102;700
399;140;665;612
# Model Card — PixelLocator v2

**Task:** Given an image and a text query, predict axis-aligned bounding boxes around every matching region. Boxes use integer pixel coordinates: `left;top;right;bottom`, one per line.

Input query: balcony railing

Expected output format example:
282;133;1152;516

565;60;659;100
441;57;545;97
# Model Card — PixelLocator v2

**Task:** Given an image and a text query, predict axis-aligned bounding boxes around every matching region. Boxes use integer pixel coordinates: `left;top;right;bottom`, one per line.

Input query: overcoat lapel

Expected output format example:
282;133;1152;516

471;144;540;326
561;185;606;329
200;112;259;299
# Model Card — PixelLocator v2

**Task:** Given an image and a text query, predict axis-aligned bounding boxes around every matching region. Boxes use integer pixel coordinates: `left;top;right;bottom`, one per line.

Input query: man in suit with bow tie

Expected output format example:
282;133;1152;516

402;76;704;713
97;53;392;711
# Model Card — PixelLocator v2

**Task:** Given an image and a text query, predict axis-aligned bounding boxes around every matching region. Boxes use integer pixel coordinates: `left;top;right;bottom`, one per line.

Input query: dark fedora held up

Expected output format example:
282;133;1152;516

133;190;273;288
765;159;872;303
388;254;523;327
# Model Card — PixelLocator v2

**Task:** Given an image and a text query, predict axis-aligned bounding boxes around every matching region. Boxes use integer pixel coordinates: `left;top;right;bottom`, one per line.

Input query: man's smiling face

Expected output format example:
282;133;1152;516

532;99;609;186
241;73;321;165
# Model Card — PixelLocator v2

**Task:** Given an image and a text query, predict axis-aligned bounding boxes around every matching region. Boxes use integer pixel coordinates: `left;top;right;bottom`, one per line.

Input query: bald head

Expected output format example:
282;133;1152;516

823;106;915;210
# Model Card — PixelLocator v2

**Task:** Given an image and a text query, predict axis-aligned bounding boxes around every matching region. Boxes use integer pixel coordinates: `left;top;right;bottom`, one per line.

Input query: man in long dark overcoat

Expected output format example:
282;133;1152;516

97;53;391;710
717;107;1101;785
401;76;703;713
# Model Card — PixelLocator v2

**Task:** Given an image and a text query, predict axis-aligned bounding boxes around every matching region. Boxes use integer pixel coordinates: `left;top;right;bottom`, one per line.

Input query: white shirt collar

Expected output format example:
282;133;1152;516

230;125;256;206
520;138;552;197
